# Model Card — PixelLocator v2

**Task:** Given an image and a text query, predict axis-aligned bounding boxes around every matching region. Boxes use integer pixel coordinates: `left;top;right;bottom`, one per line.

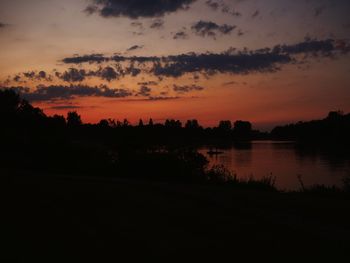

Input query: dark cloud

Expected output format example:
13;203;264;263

151;51;290;77
130;21;143;28
130;21;144;34
124;64;142;76
137;86;152;96
49;105;84;110
222;81;237;86
132;31;144;36
85;0;196;19
20;70;51;82
62;54;160;64
222;7;241;17
1;84;133;102
252;10;260;18
218;24;236;34
38;71;47;79
58;67;123;82
61;68;86;82
335;39;350;53
191;20;236;38
206;0;219;10
173;84;204;93
0;22;10;28
124;95;181;101
192;73;200;80
97;66;119;81
84;5;99;15
111;55;160;63
148;96;180;101
62;54;106;64
57;64;140;81
314;6;325;17
151;39;346;77
138;81;158;86
23;71;36;79
127;45;144;51
273;38;336;55
13;75;21;82
60;39;349;78
205;0;241;16
173;30;189;39
150;19;164;29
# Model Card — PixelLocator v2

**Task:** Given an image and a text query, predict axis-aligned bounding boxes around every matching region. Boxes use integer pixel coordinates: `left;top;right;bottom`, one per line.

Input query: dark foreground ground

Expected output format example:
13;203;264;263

3;171;350;262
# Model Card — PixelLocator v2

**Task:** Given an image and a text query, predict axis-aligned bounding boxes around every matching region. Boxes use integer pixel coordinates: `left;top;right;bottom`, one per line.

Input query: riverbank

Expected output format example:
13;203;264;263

3;172;350;261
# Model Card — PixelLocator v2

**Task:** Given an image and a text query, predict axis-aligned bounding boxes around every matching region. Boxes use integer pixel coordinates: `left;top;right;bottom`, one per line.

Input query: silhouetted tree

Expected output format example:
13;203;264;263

165;119;182;128
116;120;123;127
108;119;117;128
327;110;343;120
99;119;109;128
0;89;22;127
0;89;46;127
271;111;350;143
0;89;20;116
47;114;66;129
67;111;82;127
123;119;130;127
17;99;46;124
185;119;201;129
218;120;232;131
148;118;154;127
234;120;252;136
138;119;144;127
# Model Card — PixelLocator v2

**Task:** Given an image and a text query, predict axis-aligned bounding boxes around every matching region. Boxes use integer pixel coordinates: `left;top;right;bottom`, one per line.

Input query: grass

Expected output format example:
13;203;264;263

206;165;277;191
206;166;350;195
296;174;350;195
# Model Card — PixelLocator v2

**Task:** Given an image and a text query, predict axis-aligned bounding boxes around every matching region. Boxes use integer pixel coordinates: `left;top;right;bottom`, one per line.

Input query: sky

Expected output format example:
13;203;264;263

1;0;350;130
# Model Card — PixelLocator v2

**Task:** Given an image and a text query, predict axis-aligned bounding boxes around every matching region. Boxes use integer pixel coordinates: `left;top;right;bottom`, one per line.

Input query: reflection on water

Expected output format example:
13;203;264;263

199;141;350;190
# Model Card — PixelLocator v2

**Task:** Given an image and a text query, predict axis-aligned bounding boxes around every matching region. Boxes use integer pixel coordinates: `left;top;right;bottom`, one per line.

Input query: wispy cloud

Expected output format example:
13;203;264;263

173;30;189;40
0;22;10;28
191;20;236;38
126;45;144;52
150;19;164;29
205;0;241;16
173;84;204;93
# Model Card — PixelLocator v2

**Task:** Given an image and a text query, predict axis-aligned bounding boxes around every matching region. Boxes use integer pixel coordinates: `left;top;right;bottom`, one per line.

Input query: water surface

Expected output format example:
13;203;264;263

199;141;350;190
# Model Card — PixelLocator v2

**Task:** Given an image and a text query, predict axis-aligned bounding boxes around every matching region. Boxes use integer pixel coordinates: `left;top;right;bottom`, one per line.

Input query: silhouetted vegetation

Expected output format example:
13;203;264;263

206;165;277;191
2;90;350;261
271;111;350;146
296;174;350;196
0;89;262;183
1;89;349;190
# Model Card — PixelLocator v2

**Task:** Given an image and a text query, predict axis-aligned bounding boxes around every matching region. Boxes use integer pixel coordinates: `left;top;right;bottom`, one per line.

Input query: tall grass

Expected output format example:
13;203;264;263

205;165;277;191
297;174;350;195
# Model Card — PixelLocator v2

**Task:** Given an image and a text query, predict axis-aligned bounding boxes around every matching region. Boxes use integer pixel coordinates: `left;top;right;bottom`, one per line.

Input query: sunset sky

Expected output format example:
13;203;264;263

1;0;350;130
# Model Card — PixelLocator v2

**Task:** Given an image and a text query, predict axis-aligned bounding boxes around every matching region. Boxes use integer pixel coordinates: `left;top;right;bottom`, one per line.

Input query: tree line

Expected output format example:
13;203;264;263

1;89;349;181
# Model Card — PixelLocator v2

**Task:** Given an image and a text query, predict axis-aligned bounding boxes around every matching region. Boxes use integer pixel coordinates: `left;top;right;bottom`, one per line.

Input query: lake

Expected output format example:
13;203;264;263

199;141;350;190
